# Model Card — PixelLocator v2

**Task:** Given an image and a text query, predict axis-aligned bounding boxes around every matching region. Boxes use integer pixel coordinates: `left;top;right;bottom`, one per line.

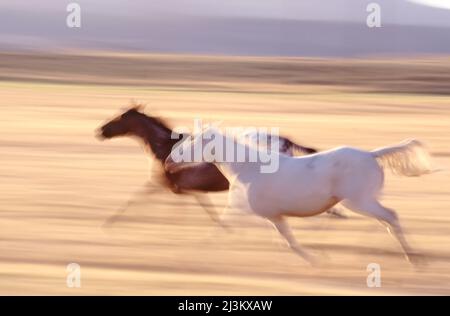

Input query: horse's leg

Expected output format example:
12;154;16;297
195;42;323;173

103;181;162;228
326;206;347;219
201;204;235;245
342;199;418;264
269;216;316;265
192;193;229;229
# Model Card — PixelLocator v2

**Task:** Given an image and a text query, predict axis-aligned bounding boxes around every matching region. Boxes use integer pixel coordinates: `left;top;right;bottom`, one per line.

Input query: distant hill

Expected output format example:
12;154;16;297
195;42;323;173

1;10;450;57
1;52;450;95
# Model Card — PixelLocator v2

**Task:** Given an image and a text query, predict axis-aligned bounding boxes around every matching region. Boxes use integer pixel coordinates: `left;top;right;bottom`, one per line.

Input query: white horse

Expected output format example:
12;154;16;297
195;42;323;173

165;126;434;265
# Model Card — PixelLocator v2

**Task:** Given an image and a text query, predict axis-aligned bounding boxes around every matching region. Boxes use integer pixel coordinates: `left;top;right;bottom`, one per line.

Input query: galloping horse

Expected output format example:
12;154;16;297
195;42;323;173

96;105;327;226
165;126;434;265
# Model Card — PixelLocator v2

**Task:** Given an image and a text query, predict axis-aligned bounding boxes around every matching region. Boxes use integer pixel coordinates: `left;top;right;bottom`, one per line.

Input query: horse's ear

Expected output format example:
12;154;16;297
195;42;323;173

133;104;145;112
128;99;146;112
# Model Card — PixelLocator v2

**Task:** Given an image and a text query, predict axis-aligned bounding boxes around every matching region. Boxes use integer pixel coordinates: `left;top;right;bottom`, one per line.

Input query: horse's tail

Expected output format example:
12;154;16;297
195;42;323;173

287;139;318;156
371;139;434;177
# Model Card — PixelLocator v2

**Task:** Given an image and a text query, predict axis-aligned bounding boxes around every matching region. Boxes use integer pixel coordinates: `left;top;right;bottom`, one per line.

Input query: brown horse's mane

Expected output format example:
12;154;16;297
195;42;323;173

128;103;173;134
140;112;173;135
127;105;185;161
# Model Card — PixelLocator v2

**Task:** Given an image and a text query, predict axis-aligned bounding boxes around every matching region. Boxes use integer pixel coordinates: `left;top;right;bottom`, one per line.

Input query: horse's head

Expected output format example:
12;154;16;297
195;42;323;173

97;105;146;140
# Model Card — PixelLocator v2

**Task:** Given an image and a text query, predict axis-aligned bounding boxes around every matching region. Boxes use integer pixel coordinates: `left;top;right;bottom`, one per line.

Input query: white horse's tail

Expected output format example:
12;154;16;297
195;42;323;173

371;139;434;177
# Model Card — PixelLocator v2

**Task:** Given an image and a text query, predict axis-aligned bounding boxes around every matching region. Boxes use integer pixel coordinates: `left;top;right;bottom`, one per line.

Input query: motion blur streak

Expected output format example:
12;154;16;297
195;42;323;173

0;0;449;295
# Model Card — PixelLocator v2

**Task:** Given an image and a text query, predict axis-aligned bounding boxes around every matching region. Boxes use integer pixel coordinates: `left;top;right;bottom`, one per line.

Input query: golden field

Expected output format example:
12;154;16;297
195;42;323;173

0;52;449;295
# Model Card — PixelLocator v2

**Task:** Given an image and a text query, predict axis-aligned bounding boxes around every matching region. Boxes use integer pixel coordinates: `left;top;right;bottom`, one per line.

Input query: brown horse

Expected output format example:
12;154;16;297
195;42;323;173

96;105;338;226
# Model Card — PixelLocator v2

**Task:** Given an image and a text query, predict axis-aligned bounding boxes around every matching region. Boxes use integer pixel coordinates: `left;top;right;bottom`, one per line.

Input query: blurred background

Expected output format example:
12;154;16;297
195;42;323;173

0;1;449;295
2;0;450;55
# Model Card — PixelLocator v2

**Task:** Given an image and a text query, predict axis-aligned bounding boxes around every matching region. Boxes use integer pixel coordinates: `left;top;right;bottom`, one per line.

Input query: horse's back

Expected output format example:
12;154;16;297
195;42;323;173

285;146;383;196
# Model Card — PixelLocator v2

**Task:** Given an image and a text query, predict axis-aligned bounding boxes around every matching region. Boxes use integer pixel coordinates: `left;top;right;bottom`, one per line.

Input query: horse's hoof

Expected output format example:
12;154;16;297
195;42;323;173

101;218;117;231
306;257;320;267
326;208;347;219
407;252;428;269
220;224;233;233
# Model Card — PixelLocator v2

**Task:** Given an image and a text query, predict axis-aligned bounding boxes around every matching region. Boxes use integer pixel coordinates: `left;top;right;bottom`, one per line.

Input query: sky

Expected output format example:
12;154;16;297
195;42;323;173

1;0;450;25
1;0;450;56
407;0;450;10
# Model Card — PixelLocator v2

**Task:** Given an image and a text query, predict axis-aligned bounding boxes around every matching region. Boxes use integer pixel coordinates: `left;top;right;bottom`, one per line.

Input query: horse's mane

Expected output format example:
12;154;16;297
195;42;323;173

127;102;173;135
139;112;173;135
130;107;185;161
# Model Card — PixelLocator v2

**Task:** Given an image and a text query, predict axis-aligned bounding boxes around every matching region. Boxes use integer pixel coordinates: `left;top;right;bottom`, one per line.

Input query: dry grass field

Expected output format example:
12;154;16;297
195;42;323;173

0;52;449;295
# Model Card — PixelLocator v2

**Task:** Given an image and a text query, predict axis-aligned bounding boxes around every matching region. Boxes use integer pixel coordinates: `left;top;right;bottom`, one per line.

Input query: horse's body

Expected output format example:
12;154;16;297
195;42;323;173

229;147;382;218
97;106;321;225
166;127;433;264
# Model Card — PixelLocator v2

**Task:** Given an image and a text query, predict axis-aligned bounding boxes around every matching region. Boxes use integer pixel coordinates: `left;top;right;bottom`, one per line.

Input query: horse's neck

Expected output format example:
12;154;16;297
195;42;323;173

215;134;262;179
139;117;179;162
